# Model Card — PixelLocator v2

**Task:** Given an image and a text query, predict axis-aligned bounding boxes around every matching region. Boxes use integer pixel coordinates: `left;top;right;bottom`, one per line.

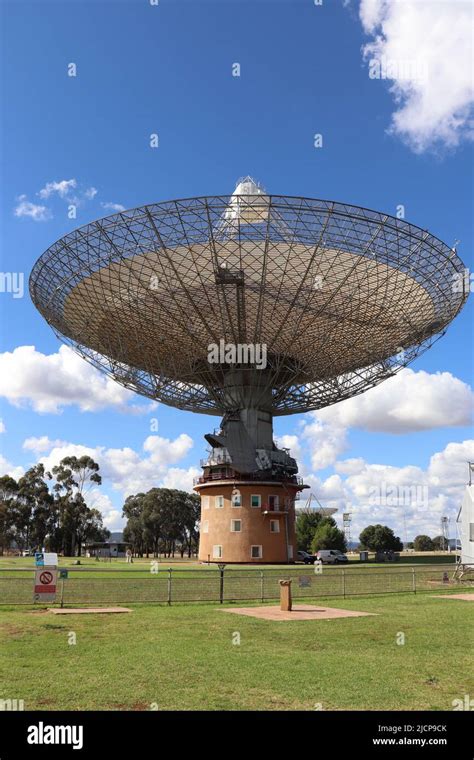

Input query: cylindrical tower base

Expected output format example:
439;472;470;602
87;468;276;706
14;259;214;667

195;480;303;564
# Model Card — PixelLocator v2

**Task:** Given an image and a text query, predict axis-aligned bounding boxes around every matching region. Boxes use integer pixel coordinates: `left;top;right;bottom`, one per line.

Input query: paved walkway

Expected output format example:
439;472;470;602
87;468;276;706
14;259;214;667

221;604;376;621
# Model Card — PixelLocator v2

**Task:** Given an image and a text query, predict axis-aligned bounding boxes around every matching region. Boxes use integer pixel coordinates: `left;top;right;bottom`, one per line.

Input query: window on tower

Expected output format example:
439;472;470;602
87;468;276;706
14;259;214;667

251;494;261;508
268;495;279;511
251;545;262;559
231;519;242;532
231;490;241;507
215;495;224;508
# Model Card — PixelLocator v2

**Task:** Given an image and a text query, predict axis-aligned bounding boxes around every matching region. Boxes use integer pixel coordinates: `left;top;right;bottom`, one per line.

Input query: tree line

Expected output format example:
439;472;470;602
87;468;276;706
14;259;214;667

122;488;200;558
408;535;451;551
0;458;449;559
0;455;201;559
0;456;109;556
358;526;450;552
297;514;451;553
296;513;404;554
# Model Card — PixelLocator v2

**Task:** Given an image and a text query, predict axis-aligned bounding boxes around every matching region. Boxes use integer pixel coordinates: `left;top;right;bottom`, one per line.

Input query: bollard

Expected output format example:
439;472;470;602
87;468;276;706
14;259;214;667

279;579;292;611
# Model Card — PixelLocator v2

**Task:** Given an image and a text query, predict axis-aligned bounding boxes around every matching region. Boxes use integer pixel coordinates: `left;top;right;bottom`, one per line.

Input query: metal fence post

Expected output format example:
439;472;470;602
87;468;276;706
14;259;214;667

260;570;264;603
60;578;65;608
412;567;416;594
167;567;172;605
218;564;225;604
342;568;346;599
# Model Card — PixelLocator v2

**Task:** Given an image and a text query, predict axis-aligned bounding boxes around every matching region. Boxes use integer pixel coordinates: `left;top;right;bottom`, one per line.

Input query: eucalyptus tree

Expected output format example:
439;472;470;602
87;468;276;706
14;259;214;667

0;475;18;554
12;465;54;552
50;455;106;556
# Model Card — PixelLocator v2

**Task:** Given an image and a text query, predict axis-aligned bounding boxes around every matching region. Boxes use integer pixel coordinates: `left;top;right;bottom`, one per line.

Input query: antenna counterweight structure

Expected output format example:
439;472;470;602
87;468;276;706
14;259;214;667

30;178;469;563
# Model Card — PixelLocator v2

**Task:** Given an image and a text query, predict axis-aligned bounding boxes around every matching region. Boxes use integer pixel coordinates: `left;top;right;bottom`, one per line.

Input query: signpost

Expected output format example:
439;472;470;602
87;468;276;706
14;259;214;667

33;554;58;603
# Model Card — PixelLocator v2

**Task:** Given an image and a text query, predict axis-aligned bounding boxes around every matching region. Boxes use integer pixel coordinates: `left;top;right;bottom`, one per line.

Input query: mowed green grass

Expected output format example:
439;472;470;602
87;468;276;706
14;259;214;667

0;592;472;711
0;552;458;579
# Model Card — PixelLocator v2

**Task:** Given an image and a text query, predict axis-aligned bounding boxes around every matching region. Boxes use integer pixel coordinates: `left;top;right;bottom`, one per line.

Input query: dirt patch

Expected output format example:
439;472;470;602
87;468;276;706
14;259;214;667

0;623;26;637
221;604;376;621
432;593;474;601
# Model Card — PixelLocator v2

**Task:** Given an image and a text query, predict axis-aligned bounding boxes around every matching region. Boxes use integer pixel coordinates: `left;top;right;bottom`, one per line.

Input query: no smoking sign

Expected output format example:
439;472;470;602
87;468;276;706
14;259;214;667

39;570;53;585
34;567;58;602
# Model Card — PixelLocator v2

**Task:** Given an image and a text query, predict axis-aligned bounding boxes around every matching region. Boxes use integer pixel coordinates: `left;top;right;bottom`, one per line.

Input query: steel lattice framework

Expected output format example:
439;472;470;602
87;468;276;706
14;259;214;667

30;193;468;416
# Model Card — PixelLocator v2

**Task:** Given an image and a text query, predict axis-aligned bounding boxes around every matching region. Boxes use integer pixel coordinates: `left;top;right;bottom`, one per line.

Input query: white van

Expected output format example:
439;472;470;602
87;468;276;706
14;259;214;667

316;549;348;565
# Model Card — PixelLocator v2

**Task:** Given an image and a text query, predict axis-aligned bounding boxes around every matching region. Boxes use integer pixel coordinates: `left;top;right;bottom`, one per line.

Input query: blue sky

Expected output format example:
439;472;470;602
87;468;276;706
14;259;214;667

1;0;473;540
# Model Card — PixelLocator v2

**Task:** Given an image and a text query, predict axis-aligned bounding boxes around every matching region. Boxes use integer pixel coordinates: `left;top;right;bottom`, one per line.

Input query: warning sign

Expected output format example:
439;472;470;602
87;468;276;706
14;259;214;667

298;575;311;588
34;567;57;602
35;552;58;567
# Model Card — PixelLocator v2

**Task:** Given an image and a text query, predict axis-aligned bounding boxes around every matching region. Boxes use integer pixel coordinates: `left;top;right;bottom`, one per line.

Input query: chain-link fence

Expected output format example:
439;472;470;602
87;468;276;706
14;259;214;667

0;563;461;606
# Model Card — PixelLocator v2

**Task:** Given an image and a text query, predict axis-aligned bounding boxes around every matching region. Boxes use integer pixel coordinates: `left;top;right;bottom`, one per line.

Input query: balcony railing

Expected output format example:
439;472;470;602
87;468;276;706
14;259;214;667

193;472;305;486
200;455;232;467
261;504;290;514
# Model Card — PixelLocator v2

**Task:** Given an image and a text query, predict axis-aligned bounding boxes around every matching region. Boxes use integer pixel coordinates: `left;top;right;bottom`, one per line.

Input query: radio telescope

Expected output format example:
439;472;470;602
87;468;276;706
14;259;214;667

30;178;468;563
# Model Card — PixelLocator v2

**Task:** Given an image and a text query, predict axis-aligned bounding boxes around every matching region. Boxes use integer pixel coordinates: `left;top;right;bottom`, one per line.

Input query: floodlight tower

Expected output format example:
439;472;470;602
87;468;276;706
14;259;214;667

441;516;450;551
30;178;469;563
342;512;352;549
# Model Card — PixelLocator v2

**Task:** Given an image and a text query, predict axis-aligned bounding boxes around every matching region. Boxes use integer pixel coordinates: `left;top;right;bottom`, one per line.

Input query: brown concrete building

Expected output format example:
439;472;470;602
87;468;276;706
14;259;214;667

195;479;306;563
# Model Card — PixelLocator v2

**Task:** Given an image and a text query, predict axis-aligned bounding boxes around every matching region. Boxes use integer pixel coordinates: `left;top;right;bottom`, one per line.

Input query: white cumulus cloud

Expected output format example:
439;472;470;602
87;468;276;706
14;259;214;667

87;491;123;531
300;417;348;470
15;179;100;221
0;454;24;481
23;436;67;453
316;369;473;434
0;345;156;414
294;369;471;475
38;179;77;199
359;0;474;152
300;440;474;541
28;433;196;498
14;196;52;222
101;202;125;212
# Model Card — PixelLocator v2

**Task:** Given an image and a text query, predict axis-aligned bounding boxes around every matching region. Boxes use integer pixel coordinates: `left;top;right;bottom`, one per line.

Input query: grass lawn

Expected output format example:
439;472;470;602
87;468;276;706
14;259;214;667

0;552;459;577
0;592;472;711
